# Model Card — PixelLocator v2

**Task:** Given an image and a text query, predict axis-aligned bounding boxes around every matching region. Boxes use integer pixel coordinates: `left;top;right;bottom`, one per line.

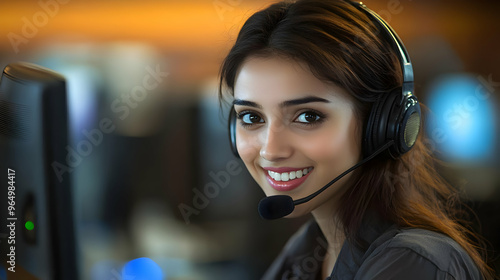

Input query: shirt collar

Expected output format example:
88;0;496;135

328;212;397;279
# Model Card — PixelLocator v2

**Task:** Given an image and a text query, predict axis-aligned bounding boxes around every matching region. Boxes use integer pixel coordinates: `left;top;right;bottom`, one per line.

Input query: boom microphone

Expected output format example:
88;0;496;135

258;140;394;220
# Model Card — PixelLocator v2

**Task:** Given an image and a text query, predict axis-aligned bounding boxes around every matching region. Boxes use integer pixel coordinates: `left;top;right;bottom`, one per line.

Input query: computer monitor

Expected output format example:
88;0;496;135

0;62;77;279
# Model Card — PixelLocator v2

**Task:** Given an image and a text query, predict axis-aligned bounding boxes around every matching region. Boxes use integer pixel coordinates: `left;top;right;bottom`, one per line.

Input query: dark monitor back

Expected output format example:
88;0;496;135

0;63;77;279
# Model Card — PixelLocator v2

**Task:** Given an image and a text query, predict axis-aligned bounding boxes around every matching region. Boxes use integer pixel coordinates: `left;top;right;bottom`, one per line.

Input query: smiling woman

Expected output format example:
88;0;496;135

232;56;361;216
218;0;494;280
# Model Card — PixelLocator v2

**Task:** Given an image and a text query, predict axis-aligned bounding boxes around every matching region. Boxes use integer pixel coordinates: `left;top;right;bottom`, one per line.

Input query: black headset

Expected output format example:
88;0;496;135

228;1;421;159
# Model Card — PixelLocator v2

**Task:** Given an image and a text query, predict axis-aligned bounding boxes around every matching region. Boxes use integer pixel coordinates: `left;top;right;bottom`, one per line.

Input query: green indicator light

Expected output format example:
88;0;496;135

25;221;34;231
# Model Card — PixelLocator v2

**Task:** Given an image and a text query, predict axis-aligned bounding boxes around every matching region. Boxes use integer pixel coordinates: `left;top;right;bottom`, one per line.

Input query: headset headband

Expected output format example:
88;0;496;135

349;1;414;97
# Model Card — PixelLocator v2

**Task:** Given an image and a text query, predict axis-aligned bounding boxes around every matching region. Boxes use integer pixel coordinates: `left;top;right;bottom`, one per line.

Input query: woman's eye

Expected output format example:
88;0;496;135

238;112;264;125
296;111;322;123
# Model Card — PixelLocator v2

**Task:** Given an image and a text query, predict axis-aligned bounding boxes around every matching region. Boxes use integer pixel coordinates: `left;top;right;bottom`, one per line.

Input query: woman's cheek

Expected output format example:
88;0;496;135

301;129;347;161
236;133;260;162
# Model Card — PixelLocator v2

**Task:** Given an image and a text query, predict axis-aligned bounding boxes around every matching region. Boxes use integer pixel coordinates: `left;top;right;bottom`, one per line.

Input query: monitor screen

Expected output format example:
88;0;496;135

0;62;77;280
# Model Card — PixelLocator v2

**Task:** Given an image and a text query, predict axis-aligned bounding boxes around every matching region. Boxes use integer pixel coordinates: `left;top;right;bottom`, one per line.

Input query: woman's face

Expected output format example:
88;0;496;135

233;56;362;217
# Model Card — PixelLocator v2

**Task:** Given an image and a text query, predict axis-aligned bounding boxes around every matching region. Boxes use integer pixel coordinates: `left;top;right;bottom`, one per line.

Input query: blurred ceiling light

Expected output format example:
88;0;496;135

426;74;497;162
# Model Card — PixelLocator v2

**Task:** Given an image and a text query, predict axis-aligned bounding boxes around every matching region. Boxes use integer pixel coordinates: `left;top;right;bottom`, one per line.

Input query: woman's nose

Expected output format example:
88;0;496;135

259;123;293;162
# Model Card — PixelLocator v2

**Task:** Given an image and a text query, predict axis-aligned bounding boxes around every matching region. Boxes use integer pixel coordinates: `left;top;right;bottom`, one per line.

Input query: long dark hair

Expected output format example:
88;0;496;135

217;0;494;278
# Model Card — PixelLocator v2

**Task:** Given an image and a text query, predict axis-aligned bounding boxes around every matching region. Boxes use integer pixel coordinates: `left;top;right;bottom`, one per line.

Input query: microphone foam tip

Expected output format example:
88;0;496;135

258;195;295;220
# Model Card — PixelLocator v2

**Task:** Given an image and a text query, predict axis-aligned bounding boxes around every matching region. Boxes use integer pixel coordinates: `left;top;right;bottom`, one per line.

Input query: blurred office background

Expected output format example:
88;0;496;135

0;0;499;279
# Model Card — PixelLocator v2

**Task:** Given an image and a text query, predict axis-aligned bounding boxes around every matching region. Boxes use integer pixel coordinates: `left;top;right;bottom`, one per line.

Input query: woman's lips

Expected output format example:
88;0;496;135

264;167;313;192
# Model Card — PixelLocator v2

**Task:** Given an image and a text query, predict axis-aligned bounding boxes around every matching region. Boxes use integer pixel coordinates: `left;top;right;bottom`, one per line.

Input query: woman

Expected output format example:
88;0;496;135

218;0;494;279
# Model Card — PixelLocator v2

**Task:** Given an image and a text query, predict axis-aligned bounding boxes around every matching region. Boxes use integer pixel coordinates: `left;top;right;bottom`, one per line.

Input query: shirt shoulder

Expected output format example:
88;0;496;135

356;228;482;280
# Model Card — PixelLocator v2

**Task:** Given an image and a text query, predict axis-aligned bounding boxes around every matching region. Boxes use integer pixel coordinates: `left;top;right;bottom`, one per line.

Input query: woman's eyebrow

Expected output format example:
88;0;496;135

232;96;330;108
280;96;330;107
232;99;262;108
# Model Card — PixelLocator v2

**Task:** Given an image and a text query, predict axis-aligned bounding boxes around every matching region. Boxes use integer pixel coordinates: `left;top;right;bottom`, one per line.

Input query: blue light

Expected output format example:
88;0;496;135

0;265;6;280
426;74;496;161
122;257;164;280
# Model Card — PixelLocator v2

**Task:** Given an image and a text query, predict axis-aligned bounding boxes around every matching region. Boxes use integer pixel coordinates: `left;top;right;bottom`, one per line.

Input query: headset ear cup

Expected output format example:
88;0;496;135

364;90;421;159
365;90;402;158
228;109;240;158
380;91;403;157
397;96;421;155
365;93;392;157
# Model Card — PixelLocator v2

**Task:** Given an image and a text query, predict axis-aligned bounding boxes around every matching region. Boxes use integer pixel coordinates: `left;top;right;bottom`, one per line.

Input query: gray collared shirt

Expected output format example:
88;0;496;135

261;216;482;280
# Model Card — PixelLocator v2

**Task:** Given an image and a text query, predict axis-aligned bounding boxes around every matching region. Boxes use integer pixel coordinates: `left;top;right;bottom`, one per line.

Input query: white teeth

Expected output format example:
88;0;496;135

267;168;312;182
274;172;281;181
281;173;289;181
